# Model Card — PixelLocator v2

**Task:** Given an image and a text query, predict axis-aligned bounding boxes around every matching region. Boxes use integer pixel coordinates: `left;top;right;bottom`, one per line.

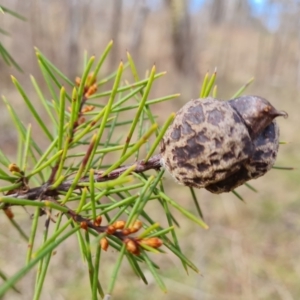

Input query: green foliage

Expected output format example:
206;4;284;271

0;41;204;298
0;5;26;71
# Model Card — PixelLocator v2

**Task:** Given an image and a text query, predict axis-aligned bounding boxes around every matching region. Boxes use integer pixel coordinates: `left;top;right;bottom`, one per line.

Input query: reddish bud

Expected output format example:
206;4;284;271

100;237;109;251
113;220;126;230
82;105;95;113
85;84;97;97
4;208;14;219
80;221;88;230
130;220;143;233
106;225;116;234
125;238;139;255
94;215;102;226
140;237;163;248
8;163;21;173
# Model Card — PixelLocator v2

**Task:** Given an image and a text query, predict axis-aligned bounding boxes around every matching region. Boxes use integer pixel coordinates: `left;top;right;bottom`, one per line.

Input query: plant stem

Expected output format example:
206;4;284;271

2;154;162;201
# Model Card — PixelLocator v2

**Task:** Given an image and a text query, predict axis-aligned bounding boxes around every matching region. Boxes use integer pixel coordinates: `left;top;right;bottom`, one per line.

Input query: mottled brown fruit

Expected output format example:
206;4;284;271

206;120;280;193
160;96;287;193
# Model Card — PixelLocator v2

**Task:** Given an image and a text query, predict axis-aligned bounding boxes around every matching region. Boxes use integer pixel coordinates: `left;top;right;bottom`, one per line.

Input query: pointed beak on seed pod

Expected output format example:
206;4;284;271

228;95;288;139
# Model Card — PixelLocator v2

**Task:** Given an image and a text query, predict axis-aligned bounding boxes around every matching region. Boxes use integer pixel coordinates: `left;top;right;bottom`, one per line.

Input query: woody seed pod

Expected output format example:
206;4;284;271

160;96;287;193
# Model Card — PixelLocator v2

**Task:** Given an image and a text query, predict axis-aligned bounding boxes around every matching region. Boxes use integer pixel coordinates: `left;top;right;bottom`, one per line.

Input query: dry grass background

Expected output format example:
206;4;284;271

0;0;300;299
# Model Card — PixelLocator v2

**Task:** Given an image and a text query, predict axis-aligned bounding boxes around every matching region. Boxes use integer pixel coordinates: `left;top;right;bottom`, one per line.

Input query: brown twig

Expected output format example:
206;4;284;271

4;154;162;201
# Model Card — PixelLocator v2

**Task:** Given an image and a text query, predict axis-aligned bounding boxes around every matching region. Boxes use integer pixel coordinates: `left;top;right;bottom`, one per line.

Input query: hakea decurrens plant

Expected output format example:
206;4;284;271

0;44;291;298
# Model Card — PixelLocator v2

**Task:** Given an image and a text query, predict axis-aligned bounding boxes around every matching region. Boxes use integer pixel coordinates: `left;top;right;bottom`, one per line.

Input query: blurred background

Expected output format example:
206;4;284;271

0;0;300;299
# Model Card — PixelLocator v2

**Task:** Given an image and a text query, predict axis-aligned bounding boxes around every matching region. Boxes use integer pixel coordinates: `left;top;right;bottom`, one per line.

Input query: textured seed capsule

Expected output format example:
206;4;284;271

160;96;287;193
206;121;280;193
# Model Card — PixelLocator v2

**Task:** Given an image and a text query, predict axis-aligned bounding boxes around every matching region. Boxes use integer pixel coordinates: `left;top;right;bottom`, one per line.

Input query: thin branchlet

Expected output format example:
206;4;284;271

2;154;162;200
